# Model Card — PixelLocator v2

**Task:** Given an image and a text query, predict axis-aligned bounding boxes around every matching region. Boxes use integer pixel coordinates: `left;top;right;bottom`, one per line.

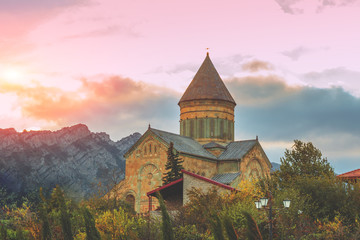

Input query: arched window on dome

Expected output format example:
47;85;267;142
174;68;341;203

210;118;215;137
199;119;204;138
190;119;194;138
220;119;224;139
228;121;232;140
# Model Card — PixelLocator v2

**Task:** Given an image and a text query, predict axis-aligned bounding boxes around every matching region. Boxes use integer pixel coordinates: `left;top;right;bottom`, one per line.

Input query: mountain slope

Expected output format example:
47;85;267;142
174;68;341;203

0;124;141;198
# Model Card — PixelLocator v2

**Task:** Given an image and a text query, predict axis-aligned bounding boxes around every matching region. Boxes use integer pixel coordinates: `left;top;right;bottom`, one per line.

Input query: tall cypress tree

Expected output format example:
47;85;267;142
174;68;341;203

157;192;174;240
39;203;52;240
162;142;184;185
39;187;52;240
52;186;73;240
83;208;101;240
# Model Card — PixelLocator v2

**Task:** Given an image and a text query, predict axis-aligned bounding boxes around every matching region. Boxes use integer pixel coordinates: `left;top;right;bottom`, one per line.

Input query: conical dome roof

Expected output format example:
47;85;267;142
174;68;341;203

179;53;236;105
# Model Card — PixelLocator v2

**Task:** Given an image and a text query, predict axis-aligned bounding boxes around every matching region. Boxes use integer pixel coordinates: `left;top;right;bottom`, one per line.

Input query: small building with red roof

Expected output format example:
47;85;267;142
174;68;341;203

337;169;360;183
146;170;236;212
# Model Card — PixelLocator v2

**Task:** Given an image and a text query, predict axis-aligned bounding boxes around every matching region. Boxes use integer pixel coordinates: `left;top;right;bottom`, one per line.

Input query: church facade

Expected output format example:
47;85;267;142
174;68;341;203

117;53;271;213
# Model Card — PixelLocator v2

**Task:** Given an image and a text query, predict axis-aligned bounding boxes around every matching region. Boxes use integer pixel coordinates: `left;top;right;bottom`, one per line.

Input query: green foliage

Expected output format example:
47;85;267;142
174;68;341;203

83;208;101;240
51;186;74;240
0;224;8;240
242;211;263;240
173;225;205;240
0;187;17;208
223;216;238;240
84;196;135;215
15;228;26;240
38;203;51;240
156;192;174;240
209;214;225;240
277;140;334;184
95;206;144;239
162;142;184;185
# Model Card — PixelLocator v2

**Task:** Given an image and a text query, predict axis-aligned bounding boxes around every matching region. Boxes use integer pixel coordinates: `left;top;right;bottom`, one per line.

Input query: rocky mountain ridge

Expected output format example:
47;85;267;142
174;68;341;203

0;124;141;198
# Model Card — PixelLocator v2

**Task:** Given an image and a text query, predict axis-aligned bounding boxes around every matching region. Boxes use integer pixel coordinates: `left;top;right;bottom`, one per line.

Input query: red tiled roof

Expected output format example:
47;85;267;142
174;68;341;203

337;169;360;179
181;170;236;191
146;178;183;196
146;170;236;197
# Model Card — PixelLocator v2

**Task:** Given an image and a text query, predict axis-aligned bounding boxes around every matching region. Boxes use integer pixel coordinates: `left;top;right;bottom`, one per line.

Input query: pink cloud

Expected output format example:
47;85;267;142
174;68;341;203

0;75;179;137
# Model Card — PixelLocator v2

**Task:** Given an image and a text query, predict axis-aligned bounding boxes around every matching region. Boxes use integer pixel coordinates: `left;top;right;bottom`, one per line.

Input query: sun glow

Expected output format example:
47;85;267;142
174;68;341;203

25;126;42;131
1;68;24;82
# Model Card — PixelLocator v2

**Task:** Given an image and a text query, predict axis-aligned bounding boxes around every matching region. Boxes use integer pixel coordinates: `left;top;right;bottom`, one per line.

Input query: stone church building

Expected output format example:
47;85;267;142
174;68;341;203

116;53;271;213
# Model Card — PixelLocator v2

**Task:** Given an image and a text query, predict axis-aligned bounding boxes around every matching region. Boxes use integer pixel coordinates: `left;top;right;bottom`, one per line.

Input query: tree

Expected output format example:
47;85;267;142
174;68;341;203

242;211;263;240
157;192;174;240
51;186;73;240
273;140;350;225
39;187;51;240
38;203;51;240
277;140;334;183
210;214;225;240
162;142;184;185
223;216;239;240
83;208;101;240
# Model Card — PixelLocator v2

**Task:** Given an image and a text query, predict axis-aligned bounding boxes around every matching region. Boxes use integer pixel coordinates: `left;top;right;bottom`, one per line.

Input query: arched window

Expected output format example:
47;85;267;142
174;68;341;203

210;118;215;137
144;146;147;155
220;119;224;139
154;145;157;153
199;119;204;138
228;121;232;140
190;119;194;138
149;144;152;153
125;194;135;210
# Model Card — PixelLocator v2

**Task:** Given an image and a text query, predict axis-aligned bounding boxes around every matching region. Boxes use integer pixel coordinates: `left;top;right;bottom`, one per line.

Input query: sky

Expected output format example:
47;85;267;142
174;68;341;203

0;0;359;174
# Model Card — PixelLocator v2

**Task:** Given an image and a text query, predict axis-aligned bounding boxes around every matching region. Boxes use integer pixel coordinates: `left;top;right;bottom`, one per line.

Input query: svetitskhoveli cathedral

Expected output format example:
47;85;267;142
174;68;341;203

114;53;271;213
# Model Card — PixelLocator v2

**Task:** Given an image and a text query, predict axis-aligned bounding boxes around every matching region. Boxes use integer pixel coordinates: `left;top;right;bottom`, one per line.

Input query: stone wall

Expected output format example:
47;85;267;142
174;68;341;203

239;143;271;180
183;173;231;205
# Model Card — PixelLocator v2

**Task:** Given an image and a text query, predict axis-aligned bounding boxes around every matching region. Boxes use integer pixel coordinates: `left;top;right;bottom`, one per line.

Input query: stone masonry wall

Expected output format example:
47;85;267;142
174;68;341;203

239;144;271;180
183;173;231;205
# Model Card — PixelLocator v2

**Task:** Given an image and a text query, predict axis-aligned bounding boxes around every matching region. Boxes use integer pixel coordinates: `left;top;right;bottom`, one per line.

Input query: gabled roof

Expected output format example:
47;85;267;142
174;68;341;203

125;128;267;163
212;172;241;185
150;128;215;159
179;53;236;105
218;140;257;160
337;169;360;179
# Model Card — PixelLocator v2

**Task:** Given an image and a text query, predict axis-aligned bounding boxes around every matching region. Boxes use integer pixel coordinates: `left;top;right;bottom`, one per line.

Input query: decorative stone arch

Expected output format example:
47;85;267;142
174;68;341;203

245;158;264;180
138;163;160;178
137;163;161;212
